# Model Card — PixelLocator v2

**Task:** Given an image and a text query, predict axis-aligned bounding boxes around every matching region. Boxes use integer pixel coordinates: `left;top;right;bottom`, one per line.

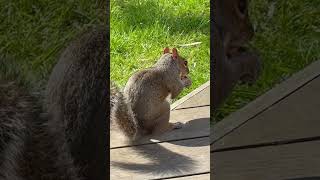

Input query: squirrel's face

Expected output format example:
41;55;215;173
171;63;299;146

215;0;254;51
163;47;189;78
177;56;189;78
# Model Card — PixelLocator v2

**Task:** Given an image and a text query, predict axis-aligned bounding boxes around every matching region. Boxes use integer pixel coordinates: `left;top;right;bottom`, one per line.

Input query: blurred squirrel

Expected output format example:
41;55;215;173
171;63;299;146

45;26;108;180
111;47;191;141
0;80;80;180
213;0;261;110
0;26;108;180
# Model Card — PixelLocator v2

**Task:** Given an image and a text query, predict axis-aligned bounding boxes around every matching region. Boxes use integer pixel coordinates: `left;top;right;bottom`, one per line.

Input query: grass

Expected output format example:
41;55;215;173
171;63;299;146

110;0;210;99
214;1;320;122
0;0;106;90
2;1;317;122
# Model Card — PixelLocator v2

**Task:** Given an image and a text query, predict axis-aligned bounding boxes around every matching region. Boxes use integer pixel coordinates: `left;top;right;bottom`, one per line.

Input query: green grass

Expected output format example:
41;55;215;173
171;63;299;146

214;1;320;122
110;0;210;99
0;0;106;90
2;1;317;122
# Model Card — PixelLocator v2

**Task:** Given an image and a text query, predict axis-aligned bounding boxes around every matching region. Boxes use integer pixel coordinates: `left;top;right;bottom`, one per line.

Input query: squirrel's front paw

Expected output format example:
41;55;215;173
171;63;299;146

181;76;192;87
172;122;183;129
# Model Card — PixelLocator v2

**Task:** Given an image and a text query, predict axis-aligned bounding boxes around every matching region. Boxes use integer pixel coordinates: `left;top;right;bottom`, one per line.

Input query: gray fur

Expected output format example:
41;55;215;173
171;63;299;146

111;51;191;141
0;25;108;180
212;0;261;110
45;26;108;180
0;81;79;180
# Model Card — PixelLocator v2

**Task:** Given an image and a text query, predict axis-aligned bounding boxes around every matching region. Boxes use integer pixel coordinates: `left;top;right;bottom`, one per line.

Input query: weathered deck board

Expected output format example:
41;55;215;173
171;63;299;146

111;82;210;148
213;75;320;150
211;60;320;180
111;81;210;179
212;140;320;180
110;105;209;148
211;60;320;145
111;137;210;180
171;81;210;110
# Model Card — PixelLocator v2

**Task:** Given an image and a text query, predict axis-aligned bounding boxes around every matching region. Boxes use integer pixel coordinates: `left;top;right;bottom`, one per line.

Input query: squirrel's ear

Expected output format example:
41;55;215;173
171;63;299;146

163;47;170;54
172;48;178;60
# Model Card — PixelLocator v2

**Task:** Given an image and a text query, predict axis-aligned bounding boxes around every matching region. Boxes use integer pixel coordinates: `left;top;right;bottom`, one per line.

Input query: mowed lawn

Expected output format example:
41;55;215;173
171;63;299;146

0;1;106;90
110;0;210;99
2;1;317;122
214;1;320;122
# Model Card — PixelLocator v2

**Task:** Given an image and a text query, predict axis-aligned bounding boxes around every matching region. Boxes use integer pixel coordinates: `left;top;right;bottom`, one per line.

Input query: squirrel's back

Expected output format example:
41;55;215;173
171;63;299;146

125;68;169;103
124;53;181;103
45;26;108;180
0;26;108;180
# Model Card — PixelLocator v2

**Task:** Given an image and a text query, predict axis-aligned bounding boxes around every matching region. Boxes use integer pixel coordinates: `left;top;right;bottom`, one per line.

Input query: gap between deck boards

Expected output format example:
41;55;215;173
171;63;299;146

111;135;209;150
110;137;210;180
211;140;320;180
212;73;320;146
212;135;320;153
211;60;320;146
110;104;210;148
171;81;210;110
150;171;210;180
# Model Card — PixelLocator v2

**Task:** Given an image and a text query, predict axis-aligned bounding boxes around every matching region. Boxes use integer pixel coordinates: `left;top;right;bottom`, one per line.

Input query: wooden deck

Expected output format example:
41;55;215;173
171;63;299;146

211;60;320;180
110;81;210;179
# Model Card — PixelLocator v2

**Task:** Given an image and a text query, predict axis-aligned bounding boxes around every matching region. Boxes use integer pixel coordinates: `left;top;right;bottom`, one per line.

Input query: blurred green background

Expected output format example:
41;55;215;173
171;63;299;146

0;0;106;90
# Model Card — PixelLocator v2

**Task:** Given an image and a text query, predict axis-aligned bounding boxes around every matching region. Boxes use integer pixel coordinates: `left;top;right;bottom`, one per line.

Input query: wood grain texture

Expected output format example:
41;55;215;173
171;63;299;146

111;105;209;148
111;82;210;179
171;81;210;110
213;75;320;150
111;137;210;180
212;141;320;180
211;60;320;146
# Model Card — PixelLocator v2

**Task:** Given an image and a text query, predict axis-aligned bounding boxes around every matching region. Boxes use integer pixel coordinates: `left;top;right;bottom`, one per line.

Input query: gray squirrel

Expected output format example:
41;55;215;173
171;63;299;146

0;26;108;180
111;47;192;141
45;26;108;179
213;0;261;110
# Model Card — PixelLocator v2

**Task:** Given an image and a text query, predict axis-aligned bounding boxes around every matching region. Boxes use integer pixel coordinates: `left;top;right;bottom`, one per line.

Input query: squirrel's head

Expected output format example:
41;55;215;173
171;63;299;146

215;0;254;51
163;47;189;78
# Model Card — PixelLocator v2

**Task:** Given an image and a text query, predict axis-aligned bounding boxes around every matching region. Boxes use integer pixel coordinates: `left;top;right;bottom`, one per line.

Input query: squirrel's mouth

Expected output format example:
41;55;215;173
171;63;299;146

180;72;189;80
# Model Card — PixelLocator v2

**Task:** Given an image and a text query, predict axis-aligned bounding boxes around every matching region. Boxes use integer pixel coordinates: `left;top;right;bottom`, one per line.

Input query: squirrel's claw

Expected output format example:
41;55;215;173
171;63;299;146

172;122;183;129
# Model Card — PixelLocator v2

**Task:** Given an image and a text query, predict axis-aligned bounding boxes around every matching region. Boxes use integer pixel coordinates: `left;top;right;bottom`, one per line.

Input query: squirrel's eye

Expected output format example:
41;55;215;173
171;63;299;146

184;61;188;66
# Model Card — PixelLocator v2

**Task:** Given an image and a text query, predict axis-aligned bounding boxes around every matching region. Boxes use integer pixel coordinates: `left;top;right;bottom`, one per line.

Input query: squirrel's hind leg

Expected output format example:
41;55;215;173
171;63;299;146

152;117;183;135
151;103;183;135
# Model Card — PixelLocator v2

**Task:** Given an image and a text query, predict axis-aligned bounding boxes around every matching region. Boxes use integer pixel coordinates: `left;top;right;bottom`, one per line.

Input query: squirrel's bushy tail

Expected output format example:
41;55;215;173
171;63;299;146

110;84;140;141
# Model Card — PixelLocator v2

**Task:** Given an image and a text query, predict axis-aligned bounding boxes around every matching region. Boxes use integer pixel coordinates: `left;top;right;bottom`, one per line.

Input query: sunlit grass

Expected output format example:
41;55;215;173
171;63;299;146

110;0;210;99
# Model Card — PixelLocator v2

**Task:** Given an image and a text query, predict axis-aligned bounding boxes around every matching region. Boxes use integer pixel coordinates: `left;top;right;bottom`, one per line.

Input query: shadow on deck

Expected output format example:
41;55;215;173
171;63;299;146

110;81;210;179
